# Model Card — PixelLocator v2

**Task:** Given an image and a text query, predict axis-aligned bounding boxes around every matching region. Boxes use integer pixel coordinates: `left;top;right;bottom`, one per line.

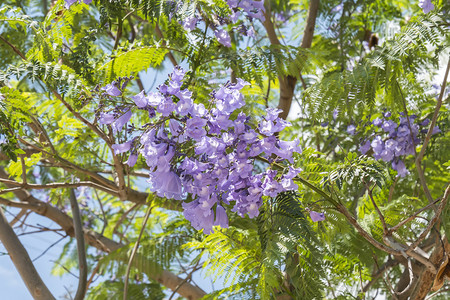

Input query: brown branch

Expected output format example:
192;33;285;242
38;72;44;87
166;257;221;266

69;189;87;300
0;168;207;299
155;24;178;66
9;208;27;226
389;198;441;233
262;0;319;119
365;182;388;234
408;185;450;252
416;58;450;166
0;35;27;60
0;197;38;209
0;178;119;195
0;207;56;300
17;138;118;191
336;203;400;255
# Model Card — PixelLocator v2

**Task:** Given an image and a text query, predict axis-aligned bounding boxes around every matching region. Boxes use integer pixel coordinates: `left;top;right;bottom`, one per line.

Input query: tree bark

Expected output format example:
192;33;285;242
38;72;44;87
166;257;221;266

0;207;56;300
263;0;320;120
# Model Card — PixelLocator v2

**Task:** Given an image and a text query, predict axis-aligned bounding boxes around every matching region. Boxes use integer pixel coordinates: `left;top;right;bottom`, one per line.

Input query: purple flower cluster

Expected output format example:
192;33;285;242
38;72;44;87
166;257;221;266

227;0;266;22
64;0;91;9
358;113;440;177
180;1;265;47
419;0;434;14
100;67;303;233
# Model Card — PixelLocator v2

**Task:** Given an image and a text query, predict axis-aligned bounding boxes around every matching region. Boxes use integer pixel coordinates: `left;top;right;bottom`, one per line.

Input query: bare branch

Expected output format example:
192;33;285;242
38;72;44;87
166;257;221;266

9;208;27;226
0;178;119;195
0;207;56;300
363;257;399;292
0;167;207;299
69;189;88;300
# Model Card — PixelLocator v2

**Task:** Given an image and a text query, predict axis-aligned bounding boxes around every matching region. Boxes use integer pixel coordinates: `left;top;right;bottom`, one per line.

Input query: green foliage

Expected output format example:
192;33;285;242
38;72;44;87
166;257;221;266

100;46;168;82
0;1;448;299
87;281;165;300
0;61;84;94
304;13;449;120
324;154;386;190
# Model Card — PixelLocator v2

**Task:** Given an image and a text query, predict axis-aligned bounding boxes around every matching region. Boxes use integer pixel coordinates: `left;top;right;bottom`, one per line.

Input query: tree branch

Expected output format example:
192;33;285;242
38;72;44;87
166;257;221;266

416;58;450;166
262;0;319;119
0;169;207;299
0;207;56;300
69;189;87;300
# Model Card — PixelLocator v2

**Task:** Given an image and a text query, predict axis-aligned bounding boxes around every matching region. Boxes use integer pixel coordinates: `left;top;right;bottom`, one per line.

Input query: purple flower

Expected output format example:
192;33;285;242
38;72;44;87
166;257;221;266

419;0;434;13
359;140;371;155
392;160;409;177
431;126;441;135
262;170;283;197
132;90;147;108
230;11;240;22
214;29;231;47
149;170;183;200
186;117;207;141
157;97;176;116
102;83;121;96
309;211;325;222
420;118;430;127
214;205;229;228
112;110;132;133
380;149;394;162
347;125;356;135
333;109;339;120
64;0;78;9
372;118;383;127
371;136;384;157
126;154;138;167
98;113;115;125
183;16;198;31
147;92;164;106
112;140;133;154
382;120;397;134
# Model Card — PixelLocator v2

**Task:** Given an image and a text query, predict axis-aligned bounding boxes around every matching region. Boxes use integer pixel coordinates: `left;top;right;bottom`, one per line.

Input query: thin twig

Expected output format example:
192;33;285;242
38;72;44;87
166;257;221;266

389;198;441;233
365;182;388;234
0;178;119;195
408;184;450;252
8;208;27;226
168;261;201;300
123;203;153;300
0;35;26;60
416;58;450;165
155;24;178;66
69;189;87;300
32;235;67;262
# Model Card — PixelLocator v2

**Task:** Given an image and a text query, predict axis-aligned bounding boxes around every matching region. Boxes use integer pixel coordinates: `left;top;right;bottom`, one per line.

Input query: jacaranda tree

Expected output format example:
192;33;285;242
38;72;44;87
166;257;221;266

0;0;449;299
